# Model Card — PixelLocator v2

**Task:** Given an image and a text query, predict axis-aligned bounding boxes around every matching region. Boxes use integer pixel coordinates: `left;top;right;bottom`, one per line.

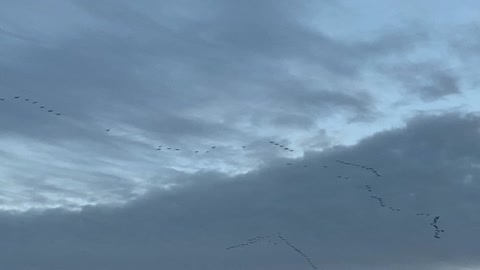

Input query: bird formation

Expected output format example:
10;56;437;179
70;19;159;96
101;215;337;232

269;141;294;152
364;185;395;210
430;216;445;239
359;177;443;237
154;144;219;154
225;233;280;250
226;232;317;269
277;234;318;269
3;95;62;116
335;160;381;177
370;195;386;208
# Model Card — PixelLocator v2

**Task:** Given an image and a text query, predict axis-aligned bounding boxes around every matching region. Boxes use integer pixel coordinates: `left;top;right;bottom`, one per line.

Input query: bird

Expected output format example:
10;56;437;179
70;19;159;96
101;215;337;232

175;149;180;151
106;129;111;132
40;106;44;108
25;98;29;101
14;96;19;99
195;151;199;153
0;98;4;101
211;146;216;149
47;110;53;112
55;113;61;116
32;101;38;104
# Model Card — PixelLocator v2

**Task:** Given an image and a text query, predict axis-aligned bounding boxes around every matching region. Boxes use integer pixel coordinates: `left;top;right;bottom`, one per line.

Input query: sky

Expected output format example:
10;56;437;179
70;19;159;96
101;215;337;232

0;0;480;269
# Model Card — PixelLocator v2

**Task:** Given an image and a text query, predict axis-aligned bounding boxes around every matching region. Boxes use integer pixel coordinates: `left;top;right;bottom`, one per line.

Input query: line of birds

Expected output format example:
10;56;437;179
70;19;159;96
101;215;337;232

354;171;444;238
335;160;381;177
225;232;318;269
269;141;294;152
363;185;399;211
104;128;243;154
155;145;221;154
277;234;318;269
225;233;280;250
430;216;445;239
1;96;62;115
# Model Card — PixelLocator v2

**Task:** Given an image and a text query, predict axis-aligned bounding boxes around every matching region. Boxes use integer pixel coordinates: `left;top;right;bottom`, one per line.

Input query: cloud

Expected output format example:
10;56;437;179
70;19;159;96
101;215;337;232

381;61;461;102
0;112;479;269
0;0;433;211
2;1;480;268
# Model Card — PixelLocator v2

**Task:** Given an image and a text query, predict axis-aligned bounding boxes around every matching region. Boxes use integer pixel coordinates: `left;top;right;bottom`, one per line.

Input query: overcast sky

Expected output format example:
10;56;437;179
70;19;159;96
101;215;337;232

1;0;480;269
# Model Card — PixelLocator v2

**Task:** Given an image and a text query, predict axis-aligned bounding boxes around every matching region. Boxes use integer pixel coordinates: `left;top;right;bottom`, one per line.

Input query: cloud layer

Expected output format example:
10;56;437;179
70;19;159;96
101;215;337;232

0;113;480;269
1;0;480;269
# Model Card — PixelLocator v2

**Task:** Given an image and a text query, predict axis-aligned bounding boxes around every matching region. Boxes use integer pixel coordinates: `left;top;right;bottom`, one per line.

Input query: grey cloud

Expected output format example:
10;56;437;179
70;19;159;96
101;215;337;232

0;0;430;211
0;0;427;144
1;2;474;269
381;62;461;102
0;112;480;269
